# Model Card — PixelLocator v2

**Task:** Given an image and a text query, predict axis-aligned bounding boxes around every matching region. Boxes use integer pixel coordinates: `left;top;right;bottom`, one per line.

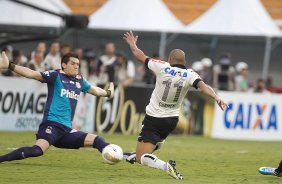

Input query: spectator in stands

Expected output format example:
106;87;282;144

88;56;108;85
74;48;88;78
235;61;249;92
201;57;213;86
31;42;46;60
213;53;235;91
61;44;72;56
266;76;274;92
87;57;98;83
192;61;203;75
115;52;135;88
252;78;271;94
28;51;46;72
98;42;116;82
43;41;61;70
20;50;28;65
265;76;282;93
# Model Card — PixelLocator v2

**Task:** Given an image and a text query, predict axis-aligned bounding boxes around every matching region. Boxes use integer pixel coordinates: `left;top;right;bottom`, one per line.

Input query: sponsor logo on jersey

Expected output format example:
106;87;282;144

159;102;176;108
43;71;50;76
43;70;56;77
60;89;79;100
164;67;187;78
76;82;81;88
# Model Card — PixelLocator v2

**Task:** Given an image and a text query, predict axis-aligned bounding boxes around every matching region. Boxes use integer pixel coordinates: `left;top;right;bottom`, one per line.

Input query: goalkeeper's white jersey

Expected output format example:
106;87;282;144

145;58;201;118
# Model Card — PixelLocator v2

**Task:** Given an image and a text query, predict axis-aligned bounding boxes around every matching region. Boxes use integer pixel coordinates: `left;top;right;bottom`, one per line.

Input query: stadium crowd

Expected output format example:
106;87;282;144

0;41;136;88
1;41;281;94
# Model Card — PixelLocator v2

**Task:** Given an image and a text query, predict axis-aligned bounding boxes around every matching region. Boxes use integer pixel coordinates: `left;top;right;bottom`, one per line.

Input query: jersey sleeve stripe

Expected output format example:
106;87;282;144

193;78;202;89
145;57;150;69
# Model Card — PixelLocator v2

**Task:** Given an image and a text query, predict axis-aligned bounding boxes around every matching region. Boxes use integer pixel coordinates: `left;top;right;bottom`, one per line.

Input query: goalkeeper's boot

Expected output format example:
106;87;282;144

123;152;136;164
166;160;184;180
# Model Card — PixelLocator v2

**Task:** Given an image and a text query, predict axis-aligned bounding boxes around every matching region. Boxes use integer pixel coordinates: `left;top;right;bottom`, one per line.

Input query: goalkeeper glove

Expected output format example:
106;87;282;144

106;82;114;99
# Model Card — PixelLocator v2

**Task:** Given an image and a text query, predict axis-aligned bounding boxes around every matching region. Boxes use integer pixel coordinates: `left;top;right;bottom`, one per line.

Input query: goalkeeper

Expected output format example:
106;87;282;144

0;52;115;163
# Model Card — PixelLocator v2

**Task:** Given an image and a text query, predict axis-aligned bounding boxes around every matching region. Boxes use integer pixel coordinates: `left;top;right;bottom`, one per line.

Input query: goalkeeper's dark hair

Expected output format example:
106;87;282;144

61;52;79;70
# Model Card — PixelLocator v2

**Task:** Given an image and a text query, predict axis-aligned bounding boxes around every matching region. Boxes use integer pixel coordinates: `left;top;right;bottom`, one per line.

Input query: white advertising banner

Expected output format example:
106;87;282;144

0;77;47;131
212;91;282;141
0;77;94;132
73;94;95;132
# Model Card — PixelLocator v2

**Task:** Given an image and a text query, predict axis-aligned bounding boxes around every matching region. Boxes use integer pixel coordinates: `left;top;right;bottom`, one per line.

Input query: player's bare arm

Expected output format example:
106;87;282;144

0;51;43;81
87;82;114;98
123;31;146;63
197;81;228;111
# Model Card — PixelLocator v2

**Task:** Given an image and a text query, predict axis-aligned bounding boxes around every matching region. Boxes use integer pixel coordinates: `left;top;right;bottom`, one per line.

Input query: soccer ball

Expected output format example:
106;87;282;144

102;144;123;164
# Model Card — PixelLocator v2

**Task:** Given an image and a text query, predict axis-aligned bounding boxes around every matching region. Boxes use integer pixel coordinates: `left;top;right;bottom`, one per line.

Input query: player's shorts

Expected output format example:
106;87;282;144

138;114;178;145
36;121;87;149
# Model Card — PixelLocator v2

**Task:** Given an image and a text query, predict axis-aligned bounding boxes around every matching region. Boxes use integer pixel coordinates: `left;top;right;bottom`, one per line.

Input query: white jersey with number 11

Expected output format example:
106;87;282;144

145;58;201;118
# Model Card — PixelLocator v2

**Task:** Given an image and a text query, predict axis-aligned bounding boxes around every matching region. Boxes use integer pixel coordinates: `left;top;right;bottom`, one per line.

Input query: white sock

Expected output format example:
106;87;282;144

140;153;166;171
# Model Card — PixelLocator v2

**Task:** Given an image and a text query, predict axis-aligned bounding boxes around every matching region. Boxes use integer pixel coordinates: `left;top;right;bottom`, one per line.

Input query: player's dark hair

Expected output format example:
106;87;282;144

61;52;79;70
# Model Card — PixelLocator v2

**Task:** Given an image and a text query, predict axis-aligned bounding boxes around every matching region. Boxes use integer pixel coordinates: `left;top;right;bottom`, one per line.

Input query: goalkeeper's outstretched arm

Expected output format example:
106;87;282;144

0;51;43;81
87;82;114;99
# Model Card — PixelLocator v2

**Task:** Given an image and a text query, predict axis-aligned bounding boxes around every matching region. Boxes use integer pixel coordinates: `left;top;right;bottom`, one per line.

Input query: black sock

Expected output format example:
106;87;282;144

93;136;109;153
275;160;282;173
0;145;43;163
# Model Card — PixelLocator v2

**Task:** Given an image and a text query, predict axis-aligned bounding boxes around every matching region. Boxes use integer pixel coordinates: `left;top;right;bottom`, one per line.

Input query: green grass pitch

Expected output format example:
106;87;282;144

0;132;281;184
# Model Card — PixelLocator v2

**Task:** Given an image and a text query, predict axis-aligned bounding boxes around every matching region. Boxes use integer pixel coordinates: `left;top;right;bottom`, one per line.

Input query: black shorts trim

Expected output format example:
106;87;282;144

145;57;150;69
193;78;202;89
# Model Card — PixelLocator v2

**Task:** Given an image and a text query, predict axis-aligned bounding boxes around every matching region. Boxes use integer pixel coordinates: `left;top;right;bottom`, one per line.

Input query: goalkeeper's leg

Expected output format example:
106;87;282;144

0;145;43;163
0;139;49;163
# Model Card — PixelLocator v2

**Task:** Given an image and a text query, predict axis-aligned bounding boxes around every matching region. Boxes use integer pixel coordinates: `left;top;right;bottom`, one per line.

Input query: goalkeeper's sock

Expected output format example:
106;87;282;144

0;145;43;163
140;153;166;171
93;136;109;153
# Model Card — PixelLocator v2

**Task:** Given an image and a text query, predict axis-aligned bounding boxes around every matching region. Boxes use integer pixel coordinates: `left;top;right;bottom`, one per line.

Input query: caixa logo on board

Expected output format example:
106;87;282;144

224;103;277;130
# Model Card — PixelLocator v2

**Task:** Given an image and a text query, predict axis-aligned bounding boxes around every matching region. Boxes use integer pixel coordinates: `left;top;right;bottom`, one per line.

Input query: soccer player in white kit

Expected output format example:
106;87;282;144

123;31;228;180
